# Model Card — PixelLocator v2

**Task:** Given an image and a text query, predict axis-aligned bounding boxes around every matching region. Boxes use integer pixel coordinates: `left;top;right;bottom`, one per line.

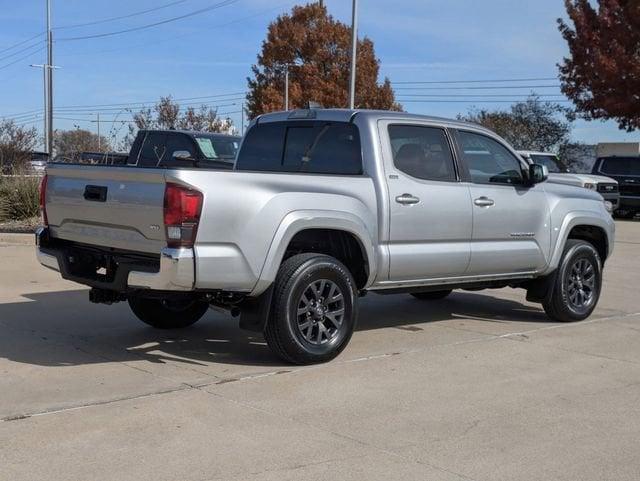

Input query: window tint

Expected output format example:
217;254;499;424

195;136;239;160
162;133;197;167
458;131;524;185
388;125;456;181
138;132;168;167
530;154;569;173
236;121;362;175
600;157;640;176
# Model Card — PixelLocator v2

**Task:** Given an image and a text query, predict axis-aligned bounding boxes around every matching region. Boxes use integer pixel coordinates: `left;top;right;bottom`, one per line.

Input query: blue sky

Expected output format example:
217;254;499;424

1;0;638;149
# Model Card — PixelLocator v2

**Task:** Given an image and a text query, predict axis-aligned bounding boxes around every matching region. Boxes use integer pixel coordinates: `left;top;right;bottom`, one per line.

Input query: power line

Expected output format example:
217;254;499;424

53;99;245;113
395;84;561;91
56;0;192;30
392;77;558;85
398;99;572;103
0;46;45;71
56;2;295;58
57;0;241;41
5;91;246;119
0;31;44;55
55;92;246;109
0;40;44;63
399;94;567;98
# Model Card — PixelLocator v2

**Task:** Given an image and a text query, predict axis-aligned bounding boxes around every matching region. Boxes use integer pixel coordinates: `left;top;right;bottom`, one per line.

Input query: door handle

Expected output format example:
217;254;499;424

473;196;495;207
395;193;420;205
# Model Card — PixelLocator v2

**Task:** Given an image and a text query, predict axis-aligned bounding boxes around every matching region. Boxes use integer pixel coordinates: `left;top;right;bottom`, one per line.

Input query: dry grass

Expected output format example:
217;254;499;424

0;175;41;222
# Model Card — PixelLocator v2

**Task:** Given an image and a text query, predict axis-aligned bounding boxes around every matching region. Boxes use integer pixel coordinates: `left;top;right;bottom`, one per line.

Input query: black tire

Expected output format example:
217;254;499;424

542;239;602;322
128;296;209;329
264;253;358;365
411;290;453;300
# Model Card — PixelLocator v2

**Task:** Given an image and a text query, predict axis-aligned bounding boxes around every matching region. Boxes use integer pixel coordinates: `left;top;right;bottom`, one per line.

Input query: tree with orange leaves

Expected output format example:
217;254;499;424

558;0;640;131
246;3;401;118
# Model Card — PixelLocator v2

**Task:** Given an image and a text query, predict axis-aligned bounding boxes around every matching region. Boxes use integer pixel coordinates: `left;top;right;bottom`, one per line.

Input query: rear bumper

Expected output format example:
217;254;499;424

35;227;194;292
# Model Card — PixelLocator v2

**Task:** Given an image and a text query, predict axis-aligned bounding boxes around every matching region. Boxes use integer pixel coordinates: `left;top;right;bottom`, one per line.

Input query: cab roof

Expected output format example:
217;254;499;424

255;108;494;134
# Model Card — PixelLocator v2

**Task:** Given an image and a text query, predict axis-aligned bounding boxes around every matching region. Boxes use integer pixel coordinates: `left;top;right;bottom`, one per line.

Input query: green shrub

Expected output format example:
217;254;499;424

0;175;41;221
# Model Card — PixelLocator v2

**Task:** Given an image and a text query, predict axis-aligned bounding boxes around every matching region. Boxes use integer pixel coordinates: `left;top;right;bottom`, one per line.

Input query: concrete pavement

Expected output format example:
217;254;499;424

1;222;639;481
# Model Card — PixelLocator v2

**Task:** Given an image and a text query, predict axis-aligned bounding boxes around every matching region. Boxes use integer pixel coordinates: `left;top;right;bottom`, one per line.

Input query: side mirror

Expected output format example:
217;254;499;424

172;150;193;161
528;163;548;185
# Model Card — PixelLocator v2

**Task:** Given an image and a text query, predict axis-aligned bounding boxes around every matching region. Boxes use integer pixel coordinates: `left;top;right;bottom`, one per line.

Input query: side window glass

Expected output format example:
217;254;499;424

388;125;456;181
138;133;168;167
235;123;286;171
163;134;196;167
457;131;524;185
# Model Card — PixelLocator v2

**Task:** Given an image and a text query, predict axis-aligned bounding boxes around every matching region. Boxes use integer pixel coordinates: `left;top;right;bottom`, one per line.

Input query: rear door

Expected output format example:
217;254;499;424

453;129;551;276
380;121;473;281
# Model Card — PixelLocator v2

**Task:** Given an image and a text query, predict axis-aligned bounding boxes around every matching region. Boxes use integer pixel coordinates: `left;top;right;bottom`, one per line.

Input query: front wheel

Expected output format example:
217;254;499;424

264;253;358;364
542;239;602;322
128;296;209;329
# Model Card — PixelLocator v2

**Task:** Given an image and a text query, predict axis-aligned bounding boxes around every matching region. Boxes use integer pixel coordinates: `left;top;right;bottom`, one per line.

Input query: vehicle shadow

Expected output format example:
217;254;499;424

0;288;549;368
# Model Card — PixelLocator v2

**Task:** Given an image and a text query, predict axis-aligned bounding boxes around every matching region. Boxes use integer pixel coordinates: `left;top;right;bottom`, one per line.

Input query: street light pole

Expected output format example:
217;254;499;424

284;65;290;111
46;0;54;155
30;64;49;153
348;0;359;109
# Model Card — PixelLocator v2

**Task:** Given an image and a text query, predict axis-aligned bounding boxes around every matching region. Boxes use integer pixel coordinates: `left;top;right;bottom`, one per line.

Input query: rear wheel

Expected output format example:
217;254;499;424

264;253;358;364
128;296;209;329
542;239;602;322
411;290;452;300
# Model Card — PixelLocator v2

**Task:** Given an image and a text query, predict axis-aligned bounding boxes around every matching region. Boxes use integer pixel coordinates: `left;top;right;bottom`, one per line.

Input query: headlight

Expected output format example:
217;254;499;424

603;200;613;213
583;183;596;190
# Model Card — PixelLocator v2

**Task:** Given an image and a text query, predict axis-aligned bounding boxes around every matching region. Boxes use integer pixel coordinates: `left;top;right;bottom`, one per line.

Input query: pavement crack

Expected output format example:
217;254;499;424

0;385;191;422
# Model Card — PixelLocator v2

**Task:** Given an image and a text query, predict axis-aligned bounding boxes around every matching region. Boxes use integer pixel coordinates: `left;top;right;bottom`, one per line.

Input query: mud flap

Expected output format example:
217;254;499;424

238;286;274;332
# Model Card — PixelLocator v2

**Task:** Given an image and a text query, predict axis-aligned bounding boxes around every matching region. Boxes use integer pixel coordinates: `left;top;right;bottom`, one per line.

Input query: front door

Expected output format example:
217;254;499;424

381;122;473;282
453;129;551;275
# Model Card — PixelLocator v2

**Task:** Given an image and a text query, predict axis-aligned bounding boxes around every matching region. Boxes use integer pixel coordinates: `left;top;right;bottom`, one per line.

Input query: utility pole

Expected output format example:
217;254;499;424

97;113;101;151
348;0;359;109
241;102;245;135
30;64;49;152
46;0;54;155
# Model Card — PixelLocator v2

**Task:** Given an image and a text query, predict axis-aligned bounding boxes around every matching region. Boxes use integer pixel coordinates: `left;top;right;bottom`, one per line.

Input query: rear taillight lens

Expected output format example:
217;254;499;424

163;183;203;248
39;174;48;226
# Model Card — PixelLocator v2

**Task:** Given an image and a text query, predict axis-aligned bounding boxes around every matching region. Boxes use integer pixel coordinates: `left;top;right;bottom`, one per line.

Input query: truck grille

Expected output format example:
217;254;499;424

597;183;618;193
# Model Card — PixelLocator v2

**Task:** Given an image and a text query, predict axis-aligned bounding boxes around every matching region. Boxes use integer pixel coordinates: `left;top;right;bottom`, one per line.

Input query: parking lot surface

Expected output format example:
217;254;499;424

1;221;639;481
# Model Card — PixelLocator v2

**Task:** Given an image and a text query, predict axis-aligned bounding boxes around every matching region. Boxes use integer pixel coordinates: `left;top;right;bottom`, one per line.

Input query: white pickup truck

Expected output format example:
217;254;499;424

37;109;615;364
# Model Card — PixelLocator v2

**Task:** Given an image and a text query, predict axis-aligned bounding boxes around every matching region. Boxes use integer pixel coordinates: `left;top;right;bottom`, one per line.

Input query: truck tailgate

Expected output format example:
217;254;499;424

45;164;166;253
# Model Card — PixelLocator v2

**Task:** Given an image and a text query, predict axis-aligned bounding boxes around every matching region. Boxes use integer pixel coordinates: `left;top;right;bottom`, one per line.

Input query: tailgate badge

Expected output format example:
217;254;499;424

149;224;160;231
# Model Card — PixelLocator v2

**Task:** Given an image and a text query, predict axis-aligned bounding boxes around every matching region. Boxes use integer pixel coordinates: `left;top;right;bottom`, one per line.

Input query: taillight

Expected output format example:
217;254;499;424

39;174;48;226
163;183;203;248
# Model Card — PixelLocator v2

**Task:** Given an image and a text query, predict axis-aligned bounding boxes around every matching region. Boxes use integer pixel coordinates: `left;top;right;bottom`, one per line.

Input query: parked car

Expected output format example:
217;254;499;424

518;150;619;212
51;131;242;169
36;109;615;364
28;151;49;174
592;143;640;219
126;130;241;169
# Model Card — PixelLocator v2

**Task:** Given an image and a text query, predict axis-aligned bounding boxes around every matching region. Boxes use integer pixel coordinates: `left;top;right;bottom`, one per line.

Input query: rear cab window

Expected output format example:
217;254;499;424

236;121;363;175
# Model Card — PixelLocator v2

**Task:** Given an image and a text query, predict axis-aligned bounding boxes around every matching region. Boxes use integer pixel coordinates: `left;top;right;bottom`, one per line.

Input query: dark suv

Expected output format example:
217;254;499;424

592;156;640;218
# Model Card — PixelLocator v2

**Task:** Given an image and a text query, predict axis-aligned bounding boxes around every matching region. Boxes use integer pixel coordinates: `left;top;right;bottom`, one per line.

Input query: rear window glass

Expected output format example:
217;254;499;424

138;132;168;167
236;121;362;175
600;157;640;176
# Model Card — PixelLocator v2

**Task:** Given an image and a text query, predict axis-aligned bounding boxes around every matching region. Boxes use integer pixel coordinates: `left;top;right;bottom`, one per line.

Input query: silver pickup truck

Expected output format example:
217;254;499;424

36;109;615;364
